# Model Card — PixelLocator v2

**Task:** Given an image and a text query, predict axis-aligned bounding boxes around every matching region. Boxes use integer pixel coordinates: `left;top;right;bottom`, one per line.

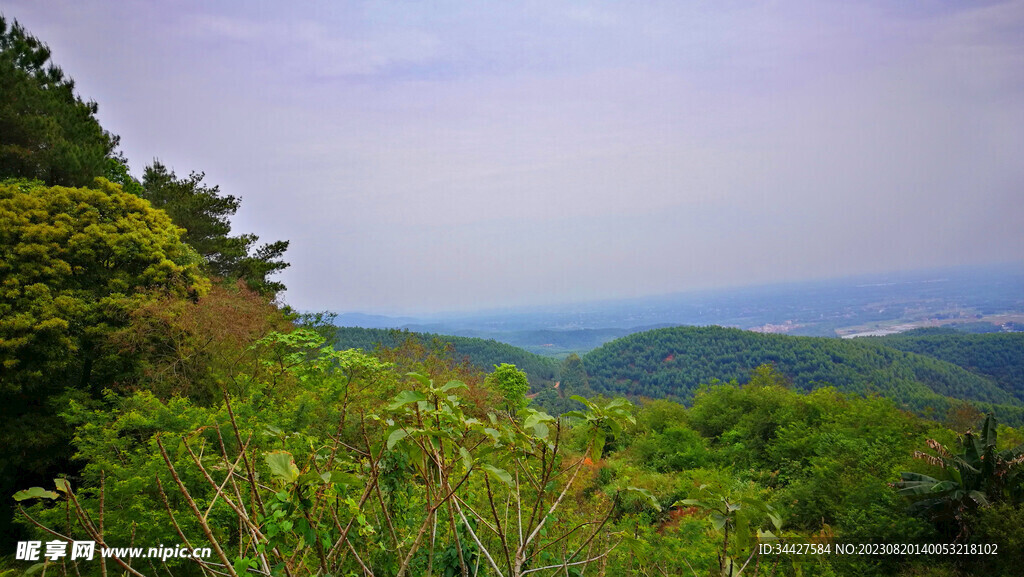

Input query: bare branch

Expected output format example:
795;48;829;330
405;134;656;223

156;436;240;577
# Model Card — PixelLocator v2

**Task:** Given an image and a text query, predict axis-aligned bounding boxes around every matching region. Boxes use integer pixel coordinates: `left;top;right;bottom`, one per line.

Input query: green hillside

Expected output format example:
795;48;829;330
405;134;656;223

440;327;637;357
582;325;1024;424
870;328;1024;401
332;326;559;389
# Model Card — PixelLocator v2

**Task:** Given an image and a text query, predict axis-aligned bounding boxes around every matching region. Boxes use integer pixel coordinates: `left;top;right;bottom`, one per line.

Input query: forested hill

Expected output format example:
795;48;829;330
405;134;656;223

582;326;1024;424
332;326;559;389
333;324;1024;426
868;328;1024;402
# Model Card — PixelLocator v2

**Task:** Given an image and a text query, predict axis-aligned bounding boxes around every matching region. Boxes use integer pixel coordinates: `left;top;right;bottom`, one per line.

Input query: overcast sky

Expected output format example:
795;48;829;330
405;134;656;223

6;0;1024;313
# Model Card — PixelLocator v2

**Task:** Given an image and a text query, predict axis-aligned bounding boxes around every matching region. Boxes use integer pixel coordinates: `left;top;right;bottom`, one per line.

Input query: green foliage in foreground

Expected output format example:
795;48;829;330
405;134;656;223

12;329;642;577
896;414;1024;538
11;337;1024;577
0;178;207;545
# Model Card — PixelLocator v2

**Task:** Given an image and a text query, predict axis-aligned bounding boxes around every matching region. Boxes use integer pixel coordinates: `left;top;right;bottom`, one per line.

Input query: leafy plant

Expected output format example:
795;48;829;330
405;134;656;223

486;363;531;414
563;395;636;461
897;414;1024;539
674;484;783;577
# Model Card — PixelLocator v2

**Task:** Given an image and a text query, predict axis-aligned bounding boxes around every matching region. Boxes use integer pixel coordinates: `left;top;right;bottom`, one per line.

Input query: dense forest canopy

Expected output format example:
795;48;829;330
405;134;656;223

581;325;1024;425
870;328;1024;401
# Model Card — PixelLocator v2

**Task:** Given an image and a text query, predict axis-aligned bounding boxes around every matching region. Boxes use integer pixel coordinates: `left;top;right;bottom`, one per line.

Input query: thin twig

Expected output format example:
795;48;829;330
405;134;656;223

156;436;240;577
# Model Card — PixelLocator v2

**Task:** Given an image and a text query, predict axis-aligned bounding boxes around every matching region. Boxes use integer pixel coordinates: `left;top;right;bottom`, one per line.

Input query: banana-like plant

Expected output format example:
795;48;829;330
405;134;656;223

896;414;1024;539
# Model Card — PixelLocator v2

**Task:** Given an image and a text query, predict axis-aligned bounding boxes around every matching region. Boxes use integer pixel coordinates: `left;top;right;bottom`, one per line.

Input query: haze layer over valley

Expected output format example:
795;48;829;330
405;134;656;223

332;263;1024;356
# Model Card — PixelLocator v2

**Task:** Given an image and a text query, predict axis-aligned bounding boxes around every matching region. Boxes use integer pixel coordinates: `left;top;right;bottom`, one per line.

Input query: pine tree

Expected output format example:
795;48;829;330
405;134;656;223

0;16;119;186
141;161;289;295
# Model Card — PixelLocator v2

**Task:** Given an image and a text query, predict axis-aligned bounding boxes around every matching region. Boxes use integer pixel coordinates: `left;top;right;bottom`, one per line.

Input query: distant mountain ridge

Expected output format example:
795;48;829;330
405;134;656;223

331;263;1024;353
331;262;1019;338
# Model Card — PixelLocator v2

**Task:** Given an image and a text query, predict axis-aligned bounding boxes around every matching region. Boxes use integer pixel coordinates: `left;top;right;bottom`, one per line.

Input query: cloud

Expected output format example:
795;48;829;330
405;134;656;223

184;12;443;78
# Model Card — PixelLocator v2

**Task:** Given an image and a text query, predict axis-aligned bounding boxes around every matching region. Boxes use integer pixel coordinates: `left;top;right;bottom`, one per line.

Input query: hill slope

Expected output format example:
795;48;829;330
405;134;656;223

332;327;559;389
582;326;1024;424
869;328;1024;401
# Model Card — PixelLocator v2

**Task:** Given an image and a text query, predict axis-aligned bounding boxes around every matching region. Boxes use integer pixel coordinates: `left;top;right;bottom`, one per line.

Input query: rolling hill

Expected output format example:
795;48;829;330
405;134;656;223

331;324;1024;425
582;325;1024;424
332;326;559;389
869;328;1024;401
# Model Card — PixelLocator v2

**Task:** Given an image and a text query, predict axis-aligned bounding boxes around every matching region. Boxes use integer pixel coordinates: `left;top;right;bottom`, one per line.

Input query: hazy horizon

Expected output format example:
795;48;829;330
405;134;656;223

7;1;1024;313
329;260;1024;318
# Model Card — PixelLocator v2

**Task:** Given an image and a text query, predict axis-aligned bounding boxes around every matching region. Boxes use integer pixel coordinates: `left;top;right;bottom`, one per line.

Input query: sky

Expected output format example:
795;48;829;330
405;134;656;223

5;0;1024;314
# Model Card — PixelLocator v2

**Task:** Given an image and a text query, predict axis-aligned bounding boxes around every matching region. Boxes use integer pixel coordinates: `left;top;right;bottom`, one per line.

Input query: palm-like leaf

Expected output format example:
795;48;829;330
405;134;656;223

898;413;1024;537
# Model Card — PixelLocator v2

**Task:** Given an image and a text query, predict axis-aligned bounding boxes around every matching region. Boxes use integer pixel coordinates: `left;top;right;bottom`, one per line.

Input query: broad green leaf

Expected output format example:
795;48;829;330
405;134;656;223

14;487;59;501
673;499;703;508
606;398;630;410
968;490;990;507
590;430;606;462
899;472;939;483
758;529;779;542
387;429;409;450
298;472;324;486
323;471;361;486
480;464;514;487
523;410;554;429
54;478;70;494
531;422;550;439
608;420;622;435
265;451;300;483
625;486;661;512
949;467;963;486
406;372;431;387
389;390;427;410
459;447;473;470
441;380;467;393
